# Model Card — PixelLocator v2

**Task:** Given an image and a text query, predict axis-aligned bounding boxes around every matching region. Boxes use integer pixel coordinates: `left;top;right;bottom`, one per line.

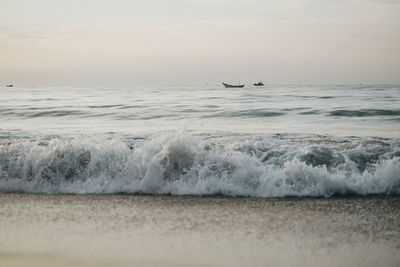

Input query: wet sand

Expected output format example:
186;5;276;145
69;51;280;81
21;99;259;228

0;194;399;267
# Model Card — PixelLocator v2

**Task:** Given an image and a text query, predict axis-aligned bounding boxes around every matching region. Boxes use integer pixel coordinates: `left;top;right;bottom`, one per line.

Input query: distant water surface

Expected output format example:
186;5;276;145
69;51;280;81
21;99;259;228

1;84;399;136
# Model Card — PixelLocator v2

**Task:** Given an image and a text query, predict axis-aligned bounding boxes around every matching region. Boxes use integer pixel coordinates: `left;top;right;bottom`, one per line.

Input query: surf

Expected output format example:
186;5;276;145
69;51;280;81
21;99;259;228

1;133;399;197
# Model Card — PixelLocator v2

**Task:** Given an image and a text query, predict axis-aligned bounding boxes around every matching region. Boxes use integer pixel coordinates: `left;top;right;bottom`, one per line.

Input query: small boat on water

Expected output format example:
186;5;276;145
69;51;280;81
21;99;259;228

222;82;245;88
6;84;13;87
253;82;264;86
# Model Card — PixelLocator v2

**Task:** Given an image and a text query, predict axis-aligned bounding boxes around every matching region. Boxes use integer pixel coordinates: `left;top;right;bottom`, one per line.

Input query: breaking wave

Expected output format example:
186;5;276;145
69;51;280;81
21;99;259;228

0;134;399;197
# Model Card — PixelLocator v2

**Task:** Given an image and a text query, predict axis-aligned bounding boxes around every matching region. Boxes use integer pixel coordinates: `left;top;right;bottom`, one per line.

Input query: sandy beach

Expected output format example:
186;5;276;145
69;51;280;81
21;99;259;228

0;194;399;267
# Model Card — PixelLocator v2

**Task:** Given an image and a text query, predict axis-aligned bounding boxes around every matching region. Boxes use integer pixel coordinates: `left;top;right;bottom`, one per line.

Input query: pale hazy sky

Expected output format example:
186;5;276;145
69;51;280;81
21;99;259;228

0;0;399;86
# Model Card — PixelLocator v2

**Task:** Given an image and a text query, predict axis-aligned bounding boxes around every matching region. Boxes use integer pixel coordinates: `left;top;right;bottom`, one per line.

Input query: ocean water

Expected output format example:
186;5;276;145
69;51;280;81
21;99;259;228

1;84;399;197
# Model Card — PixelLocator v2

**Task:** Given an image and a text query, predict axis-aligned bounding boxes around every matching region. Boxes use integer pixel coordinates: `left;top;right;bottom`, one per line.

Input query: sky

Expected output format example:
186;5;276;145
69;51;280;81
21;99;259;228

0;0;399;86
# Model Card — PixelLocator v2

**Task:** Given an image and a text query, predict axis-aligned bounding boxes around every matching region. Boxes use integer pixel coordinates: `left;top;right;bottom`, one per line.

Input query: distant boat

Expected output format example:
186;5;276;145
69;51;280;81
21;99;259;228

253;82;264;86
222;82;245;88
6;84;13;87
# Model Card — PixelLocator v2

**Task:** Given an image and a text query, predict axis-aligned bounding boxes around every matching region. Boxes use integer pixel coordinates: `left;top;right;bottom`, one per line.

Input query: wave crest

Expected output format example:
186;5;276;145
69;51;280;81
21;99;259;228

0;134;399;197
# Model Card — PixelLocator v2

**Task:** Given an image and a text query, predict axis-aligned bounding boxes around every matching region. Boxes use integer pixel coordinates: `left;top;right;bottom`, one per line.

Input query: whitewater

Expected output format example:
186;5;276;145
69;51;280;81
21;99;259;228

1;84;399;197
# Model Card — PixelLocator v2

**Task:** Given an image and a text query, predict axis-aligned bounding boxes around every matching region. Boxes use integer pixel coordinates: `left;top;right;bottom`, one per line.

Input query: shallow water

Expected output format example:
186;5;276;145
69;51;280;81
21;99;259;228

0;85;399;196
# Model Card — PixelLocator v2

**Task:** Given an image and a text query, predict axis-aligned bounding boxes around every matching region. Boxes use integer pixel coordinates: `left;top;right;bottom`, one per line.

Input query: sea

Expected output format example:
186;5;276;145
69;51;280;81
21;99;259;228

1;84;400;267
0;84;399;197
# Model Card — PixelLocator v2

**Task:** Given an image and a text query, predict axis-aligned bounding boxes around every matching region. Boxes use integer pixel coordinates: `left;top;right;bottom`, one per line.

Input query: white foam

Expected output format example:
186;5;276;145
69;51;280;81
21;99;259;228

0;134;399;197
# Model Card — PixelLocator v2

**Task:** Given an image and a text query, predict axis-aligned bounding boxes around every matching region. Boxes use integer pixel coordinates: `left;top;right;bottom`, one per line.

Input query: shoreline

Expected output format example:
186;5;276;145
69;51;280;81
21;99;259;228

1;191;400;199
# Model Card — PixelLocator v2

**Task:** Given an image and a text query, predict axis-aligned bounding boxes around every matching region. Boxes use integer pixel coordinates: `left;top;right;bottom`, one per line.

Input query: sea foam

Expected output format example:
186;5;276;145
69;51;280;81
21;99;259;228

0;134;399;197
